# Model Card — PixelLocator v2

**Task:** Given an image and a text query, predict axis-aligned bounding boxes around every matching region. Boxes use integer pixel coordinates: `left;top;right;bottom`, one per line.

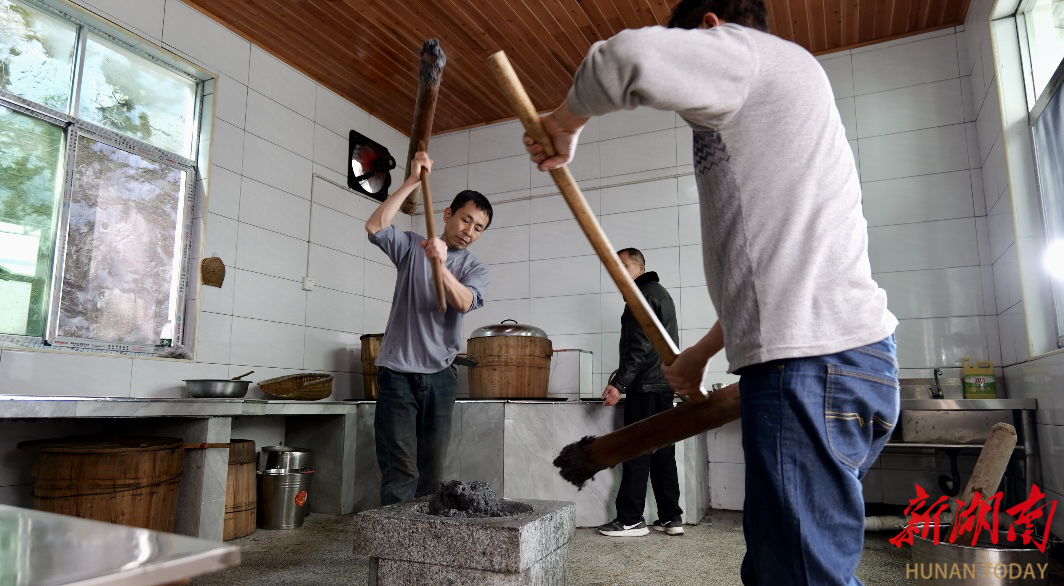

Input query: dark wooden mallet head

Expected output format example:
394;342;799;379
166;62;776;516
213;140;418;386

553;383;742;488
401;39;446;214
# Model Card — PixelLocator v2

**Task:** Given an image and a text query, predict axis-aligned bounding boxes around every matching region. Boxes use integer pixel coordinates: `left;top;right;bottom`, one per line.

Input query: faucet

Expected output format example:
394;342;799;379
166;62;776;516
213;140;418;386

930;368;944;399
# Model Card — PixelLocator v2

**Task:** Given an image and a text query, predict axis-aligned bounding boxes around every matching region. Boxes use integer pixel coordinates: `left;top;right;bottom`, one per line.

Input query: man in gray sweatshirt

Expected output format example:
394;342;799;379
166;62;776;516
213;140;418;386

525;1;899;584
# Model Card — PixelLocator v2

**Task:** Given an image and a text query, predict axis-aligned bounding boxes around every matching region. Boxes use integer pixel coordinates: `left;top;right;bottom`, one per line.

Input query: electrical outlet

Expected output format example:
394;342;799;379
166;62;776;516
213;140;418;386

302;277;314;291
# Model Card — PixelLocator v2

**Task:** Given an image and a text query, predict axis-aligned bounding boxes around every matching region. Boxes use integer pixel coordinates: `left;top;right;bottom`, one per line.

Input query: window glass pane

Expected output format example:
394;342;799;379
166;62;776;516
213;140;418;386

0;104;64;336
1024;0;1064;100
57;135;186;345
1034;84;1064;340
79;33;196;156
0;0;77;111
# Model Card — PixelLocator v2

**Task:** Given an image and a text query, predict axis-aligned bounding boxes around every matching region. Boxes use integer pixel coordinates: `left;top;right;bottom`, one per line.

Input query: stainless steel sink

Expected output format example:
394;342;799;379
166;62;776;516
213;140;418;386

895;399;1037;444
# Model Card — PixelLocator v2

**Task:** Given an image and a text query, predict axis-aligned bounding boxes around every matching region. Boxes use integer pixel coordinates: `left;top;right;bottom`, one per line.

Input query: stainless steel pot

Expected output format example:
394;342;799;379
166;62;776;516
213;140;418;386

257;446;313;471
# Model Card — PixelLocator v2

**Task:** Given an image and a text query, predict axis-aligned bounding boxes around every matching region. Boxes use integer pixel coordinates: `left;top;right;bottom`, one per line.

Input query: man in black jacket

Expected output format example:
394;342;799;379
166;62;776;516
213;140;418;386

597;248;684;537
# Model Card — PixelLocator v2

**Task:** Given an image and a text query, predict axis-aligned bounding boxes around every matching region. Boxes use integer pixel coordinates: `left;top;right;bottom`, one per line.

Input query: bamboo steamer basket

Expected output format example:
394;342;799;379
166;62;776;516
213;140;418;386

257;373;333;400
224;439;257;540
17;436;184;532
466;320;552;398
360;333;384;400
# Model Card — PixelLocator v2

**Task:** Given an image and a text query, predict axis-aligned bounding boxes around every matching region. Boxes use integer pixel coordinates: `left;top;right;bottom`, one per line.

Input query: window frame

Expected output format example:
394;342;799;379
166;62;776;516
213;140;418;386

1017;1;1064;347
48;114;197;353
0;0;206;355
1017;1;1064;121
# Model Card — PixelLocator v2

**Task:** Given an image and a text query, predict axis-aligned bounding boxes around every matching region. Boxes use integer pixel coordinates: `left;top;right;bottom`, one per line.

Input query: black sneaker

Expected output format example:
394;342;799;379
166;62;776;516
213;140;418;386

597;518;649;537
651;518;684;535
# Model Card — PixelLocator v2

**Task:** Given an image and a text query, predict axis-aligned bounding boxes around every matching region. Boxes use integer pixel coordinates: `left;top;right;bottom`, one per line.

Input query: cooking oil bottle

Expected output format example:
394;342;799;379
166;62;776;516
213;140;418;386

960;357;997;399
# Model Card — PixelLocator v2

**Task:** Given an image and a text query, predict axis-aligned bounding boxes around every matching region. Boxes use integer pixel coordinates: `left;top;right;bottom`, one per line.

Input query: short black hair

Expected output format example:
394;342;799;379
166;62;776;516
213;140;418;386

617;247;645;268
449;190;493;229
667;0;769;32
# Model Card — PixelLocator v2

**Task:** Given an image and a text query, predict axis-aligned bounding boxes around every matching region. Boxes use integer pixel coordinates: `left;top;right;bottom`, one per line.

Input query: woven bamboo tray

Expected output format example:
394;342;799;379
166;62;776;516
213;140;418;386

257;373;333;401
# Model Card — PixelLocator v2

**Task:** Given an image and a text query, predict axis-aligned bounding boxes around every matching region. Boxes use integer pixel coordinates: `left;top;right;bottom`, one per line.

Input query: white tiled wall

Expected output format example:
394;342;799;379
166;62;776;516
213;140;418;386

0;0;410;402
421;111;736;395
964;0;1064;539
840;29;999;374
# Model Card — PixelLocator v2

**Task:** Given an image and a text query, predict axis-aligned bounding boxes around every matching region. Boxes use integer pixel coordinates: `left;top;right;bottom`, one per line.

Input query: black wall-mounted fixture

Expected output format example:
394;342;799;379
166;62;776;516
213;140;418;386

347;130;396;201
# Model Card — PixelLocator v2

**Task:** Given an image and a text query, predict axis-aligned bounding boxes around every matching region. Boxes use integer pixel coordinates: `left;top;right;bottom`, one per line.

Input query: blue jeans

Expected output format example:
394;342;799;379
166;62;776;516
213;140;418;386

738;336;899;586
374;366;457;505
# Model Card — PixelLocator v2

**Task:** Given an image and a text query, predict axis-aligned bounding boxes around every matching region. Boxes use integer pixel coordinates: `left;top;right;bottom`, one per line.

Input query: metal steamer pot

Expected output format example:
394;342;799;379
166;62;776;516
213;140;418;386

464;320;552;399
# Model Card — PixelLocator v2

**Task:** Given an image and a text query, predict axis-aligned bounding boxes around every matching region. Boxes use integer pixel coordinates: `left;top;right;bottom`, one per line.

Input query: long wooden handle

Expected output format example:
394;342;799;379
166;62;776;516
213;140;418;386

487;51;703;402
421;163;447;313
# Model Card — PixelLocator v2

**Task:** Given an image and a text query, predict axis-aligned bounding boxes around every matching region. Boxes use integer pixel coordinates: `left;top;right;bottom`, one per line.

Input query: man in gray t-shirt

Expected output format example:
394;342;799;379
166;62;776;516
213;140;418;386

524;1;897;584
365;151;492;505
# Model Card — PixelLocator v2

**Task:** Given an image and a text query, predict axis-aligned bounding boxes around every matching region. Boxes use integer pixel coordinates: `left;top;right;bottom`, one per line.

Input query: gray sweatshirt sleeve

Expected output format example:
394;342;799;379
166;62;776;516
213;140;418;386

566;24;760;129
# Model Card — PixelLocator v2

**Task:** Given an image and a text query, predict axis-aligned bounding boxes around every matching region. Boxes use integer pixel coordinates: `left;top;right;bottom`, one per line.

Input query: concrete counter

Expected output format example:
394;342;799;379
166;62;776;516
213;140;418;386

354;400;709;527
1;396;709;534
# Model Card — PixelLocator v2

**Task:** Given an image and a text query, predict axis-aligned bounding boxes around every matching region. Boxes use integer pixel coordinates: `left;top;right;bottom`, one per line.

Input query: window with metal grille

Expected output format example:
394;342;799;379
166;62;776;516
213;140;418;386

0;0;204;353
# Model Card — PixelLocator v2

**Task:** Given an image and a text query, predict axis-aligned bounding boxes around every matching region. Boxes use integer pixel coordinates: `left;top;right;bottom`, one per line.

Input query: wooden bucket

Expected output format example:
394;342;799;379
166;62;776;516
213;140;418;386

17;436;184;532
360;333;384;400
467;336;553;398
224;439;256;540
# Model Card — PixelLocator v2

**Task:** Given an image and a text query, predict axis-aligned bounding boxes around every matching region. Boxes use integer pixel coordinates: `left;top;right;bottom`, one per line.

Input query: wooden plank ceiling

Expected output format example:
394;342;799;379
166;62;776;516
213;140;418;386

185;0;970;135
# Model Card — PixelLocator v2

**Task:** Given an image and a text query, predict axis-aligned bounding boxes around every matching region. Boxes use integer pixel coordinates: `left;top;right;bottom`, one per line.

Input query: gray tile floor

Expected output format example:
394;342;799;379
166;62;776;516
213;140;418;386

189;510;929;585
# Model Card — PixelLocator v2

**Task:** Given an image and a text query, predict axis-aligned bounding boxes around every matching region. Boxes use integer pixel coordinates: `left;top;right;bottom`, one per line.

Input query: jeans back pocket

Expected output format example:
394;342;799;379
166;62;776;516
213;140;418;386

824;363;899;470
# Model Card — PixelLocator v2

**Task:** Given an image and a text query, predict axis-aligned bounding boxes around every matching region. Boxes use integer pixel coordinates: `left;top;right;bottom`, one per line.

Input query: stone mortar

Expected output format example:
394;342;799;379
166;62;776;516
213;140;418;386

352;497;575;574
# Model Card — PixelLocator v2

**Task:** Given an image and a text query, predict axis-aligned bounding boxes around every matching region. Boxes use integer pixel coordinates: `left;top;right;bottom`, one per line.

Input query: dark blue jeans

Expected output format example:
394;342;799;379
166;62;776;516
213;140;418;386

374;366;457;505
738;336;899;586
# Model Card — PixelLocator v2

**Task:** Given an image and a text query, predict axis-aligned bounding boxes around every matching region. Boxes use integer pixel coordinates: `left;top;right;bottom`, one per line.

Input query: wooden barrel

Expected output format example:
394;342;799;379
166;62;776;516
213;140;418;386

17;436;184;532
361;333;384;400
467;335;553;398
224;439;256;540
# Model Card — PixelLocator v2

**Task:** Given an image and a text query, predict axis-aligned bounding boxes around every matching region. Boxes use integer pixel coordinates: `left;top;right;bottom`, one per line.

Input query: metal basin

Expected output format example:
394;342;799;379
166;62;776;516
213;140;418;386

896;400;1035;445
911;526;1049;585
184;379;250;398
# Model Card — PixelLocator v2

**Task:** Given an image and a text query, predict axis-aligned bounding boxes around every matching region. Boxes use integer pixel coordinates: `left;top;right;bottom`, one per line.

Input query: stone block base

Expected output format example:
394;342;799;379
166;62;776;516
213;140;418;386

369;545;567;585
353;498;574;585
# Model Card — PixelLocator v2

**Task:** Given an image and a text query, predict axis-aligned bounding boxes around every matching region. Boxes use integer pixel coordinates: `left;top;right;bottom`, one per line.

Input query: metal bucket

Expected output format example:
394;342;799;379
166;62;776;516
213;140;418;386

911;527;1050;585
257;469;314;530
257;446;313;471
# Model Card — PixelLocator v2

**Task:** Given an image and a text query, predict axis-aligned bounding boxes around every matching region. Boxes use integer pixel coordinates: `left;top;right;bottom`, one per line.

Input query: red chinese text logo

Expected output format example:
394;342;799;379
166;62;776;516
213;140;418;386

889;483;1057;553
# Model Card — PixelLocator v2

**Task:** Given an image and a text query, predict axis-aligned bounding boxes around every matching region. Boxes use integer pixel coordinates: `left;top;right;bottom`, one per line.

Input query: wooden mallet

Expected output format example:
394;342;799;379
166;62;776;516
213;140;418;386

556;383;741;487
486;50;742;487
403;39;447;312
950;422;1017;533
